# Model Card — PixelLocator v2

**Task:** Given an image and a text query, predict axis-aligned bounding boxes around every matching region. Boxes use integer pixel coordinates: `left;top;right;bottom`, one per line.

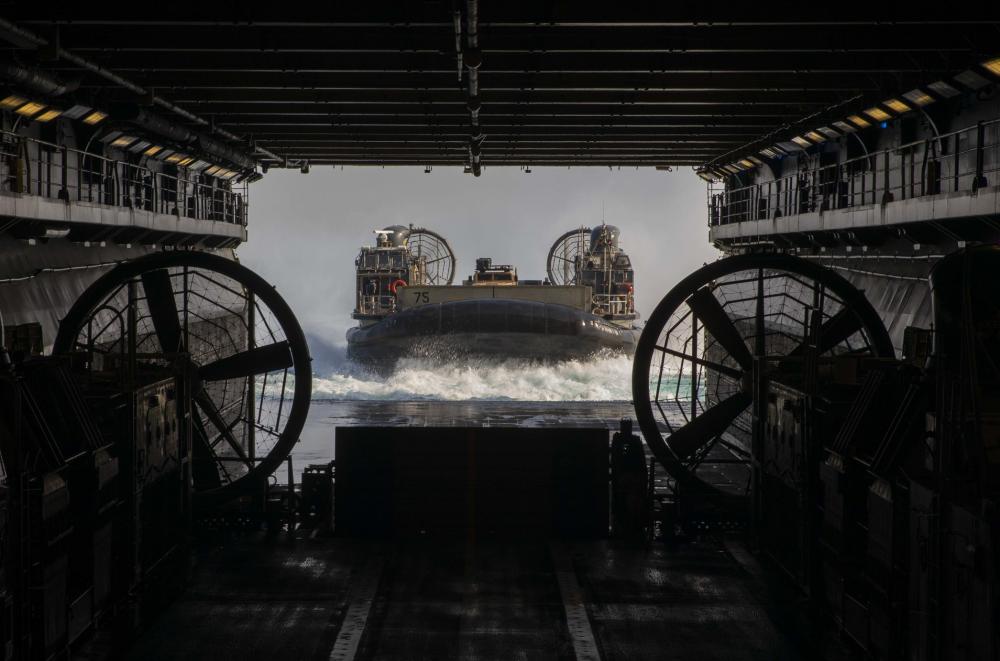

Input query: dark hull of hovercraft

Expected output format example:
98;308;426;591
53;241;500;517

346;299;637;371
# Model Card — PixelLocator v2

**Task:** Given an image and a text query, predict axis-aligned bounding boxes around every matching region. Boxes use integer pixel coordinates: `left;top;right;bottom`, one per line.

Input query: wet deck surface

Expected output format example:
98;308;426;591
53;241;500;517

127;532;852;661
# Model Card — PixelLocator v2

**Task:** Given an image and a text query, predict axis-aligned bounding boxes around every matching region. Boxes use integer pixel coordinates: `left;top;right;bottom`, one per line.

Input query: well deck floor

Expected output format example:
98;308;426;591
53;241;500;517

124;532;853;660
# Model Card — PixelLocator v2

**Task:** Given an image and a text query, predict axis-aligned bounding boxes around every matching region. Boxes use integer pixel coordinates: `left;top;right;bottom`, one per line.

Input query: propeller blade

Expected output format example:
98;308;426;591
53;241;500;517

654;343;743;381
686;287;753;371
141;269;183;354
199;341;293;382
787;307;864;358
195;391;252;468
667;391;753;460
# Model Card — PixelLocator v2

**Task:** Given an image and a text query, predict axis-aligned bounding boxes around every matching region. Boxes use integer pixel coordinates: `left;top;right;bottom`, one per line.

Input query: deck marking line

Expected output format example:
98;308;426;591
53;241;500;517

550;542;602;661
329;553;385;661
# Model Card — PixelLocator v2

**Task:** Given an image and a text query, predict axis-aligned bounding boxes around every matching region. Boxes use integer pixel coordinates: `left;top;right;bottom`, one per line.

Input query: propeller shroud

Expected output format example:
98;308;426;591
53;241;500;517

631;253;894;509
54;251;312;509
408;227;456;285
546;227;591;286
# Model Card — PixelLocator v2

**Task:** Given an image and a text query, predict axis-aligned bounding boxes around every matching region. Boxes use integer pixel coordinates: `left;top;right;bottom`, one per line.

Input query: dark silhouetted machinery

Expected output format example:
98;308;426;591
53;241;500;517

0;251;311;659
633;246;1000;660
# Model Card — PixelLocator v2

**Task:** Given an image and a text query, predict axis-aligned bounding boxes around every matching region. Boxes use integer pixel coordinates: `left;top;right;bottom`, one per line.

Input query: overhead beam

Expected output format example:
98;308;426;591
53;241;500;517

21;23;1000;54
40;50;972;75
78;70;932;91
163;89;846;105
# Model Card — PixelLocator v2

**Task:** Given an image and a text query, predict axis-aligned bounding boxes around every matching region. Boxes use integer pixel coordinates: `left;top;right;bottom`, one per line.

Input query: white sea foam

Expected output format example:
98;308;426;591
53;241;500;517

311;354;637;401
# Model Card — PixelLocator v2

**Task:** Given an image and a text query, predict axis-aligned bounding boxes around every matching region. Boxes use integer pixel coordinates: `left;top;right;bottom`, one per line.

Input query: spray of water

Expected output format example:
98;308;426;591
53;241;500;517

311;354;637;401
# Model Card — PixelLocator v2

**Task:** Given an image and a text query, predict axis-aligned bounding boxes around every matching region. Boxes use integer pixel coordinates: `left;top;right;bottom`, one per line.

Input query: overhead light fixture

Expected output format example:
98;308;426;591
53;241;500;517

723;164;741;174
178;157;195;167
983;57;1000;77
739;158;755;168
219;169;240;180
188;160;210;171
35;108;62;122
696;171;716;183
82;110;107;125
205;165;223;176
747;155;764;166
927;80;960;98
143;145;163;157
955;69;990;90
902;89;934;107
817;127;841;139
759;147;778;158
110;135;137;148
62;105;92;120
791;135;812;148
847;114;872;128
165;153;187;164
15;101;45;117
155;149;175;161
805;131;826;143
0;94;26;110
832;120;856;133
883;98;911;114
127;140;151;153
863;107;890;122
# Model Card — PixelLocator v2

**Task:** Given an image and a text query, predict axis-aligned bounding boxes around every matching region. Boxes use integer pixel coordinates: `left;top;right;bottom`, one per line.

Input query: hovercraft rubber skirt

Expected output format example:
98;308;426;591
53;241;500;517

347;299;637;368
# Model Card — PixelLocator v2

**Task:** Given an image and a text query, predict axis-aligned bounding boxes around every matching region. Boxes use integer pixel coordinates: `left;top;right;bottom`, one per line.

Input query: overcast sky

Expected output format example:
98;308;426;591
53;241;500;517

238;166;719;346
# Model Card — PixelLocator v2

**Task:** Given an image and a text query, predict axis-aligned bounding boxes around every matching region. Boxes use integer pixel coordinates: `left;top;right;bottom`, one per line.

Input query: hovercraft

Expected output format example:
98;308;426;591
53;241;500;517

346;224;640;370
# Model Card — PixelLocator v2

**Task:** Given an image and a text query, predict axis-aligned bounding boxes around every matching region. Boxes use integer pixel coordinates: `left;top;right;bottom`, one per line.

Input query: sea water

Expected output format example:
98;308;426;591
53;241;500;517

311;353;636;402
289;352;648;478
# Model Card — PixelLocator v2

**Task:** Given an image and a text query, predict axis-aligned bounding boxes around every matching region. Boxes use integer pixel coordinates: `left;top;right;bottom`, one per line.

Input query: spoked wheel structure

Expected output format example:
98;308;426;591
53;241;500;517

632;253;893;510
54;251;312;509
546;227;591;285
409;227;456;285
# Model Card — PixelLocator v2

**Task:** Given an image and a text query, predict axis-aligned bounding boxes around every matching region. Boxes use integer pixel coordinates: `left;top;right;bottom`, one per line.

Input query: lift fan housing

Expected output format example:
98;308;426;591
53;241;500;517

54;251;312;508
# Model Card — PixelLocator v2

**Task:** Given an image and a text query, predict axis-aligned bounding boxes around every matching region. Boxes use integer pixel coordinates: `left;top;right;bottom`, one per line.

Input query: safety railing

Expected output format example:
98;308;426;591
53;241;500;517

355;294;397;316
592;292;633;318
709;116;1000;227
0;130;248;226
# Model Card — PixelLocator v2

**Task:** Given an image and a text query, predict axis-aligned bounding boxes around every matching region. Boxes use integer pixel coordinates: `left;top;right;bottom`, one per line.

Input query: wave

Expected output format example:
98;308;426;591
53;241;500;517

311;354;636;401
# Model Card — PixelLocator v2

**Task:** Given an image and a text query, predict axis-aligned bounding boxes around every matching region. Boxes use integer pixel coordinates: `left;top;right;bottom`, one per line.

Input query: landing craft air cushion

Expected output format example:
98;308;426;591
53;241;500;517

346;224;640;369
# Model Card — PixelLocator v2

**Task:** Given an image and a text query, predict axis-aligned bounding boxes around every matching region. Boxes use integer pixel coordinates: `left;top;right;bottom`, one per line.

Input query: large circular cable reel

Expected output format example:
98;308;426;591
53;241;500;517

408;227;456;285
546;227;591;285
54;251;312;509
632;253;893;509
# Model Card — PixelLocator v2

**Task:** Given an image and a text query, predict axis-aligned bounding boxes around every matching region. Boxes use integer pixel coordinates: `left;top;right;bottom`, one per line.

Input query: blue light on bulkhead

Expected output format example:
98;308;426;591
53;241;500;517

880;121;888;129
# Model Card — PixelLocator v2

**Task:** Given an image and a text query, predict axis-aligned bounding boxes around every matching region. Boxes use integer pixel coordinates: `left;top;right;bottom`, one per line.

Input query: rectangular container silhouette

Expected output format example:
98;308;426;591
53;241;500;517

335;426;609;538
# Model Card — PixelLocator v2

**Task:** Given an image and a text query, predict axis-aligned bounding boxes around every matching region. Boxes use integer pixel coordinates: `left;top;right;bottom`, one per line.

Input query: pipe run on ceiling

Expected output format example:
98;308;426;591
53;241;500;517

0;59;78;97
0;16;289;167
112;105;255;170
463;0;482;176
